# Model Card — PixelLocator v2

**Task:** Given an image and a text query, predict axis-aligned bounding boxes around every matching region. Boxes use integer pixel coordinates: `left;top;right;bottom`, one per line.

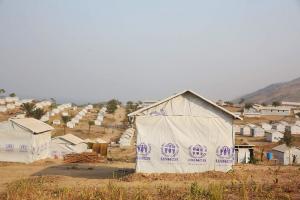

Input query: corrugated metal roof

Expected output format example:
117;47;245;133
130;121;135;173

10;118;54;134
272;144;300;153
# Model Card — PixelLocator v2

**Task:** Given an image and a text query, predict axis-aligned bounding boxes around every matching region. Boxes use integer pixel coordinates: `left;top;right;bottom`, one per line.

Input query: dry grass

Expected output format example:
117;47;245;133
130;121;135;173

1;166;300;200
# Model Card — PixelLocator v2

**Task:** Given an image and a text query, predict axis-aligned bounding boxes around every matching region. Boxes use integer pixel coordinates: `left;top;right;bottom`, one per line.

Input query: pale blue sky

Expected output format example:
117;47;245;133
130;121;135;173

1;0;300;103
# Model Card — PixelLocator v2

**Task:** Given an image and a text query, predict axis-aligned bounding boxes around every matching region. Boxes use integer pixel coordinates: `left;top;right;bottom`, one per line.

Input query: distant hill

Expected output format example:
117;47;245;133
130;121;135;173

235;77;300;104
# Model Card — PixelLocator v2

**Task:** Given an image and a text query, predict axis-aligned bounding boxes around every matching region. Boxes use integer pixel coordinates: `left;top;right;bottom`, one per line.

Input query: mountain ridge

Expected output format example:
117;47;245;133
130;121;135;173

234;77;300;104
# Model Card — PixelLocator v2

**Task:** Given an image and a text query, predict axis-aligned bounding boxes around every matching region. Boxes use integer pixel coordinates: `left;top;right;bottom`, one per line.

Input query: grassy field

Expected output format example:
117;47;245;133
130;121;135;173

0;164;299;200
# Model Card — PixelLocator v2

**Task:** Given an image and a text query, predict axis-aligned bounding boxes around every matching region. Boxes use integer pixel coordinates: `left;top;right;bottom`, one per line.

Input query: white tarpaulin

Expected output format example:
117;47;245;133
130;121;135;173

130;90;239;173
0;118;53;163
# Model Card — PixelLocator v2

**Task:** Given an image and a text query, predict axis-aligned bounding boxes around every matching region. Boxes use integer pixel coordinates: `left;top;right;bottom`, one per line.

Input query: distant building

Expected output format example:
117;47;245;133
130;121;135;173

265;130;284;142
260;122;272;131
259;106;291;116
272;144;300;165
281;101;300;107
250;126;265;137
235;144;255;164
243;108;261;118
285;124;300;135
272;123;286;132
240;125;252;136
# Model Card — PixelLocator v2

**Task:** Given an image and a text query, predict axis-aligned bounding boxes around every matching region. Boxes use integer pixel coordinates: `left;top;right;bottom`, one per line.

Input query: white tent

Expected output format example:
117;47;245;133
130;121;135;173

129;90;241;173
0;106;7;113
50;134;88;159
0;118;53;163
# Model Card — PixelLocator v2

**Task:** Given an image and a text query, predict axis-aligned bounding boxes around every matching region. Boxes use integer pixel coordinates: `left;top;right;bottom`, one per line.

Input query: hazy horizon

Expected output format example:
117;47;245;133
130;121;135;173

1;1;300;103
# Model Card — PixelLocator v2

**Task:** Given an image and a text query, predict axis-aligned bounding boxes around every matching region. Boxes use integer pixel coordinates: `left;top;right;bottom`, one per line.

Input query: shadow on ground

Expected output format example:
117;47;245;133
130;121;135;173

32;164;135;179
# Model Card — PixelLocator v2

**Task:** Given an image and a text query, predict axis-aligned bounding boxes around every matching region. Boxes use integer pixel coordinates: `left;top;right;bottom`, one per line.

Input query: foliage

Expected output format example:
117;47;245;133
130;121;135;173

21;103;36;117
106;99;120;114
88;120;95;134
21;103;45;120
31;108;46;120
272;101;281;107
280;130;295;148
61;115;71;134
61;116;71;124
249;156;259;164
0;88;5;95
224;101;233;106
125;101;140;115
244;103;254;109
238;98;245;104
9;93;16;97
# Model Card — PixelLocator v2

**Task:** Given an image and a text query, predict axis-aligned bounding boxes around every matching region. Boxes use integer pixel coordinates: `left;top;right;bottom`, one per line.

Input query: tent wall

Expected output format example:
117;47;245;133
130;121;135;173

0;122;51;163
135;93;234;173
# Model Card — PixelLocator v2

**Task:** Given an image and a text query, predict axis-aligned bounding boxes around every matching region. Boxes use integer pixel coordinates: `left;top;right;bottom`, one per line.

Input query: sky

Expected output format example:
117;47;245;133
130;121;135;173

0;0;300;103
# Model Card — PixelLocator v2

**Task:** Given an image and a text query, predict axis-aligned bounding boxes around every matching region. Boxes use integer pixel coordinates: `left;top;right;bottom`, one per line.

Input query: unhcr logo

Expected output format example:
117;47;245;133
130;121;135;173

136;143;151;161
216;146;234;165
160;143;179;161
188;144;207;164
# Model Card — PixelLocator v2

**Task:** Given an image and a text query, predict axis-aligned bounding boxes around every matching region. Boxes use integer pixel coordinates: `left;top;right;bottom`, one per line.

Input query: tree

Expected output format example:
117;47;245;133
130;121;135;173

125;101;139;115
88;120;94;134
0;89;5;97
21;103;36;117
106;99;119;114
61;115;71;134
272;101;281;107
238;98;245;104
279;130;295;165
262;102;267;106
31;108;45;120
245;103;254;109
21;103;45;120
9;93;16;97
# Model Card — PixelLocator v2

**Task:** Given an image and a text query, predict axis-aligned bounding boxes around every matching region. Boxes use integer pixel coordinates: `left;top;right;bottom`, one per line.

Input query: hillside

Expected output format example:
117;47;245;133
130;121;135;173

235;77;300;103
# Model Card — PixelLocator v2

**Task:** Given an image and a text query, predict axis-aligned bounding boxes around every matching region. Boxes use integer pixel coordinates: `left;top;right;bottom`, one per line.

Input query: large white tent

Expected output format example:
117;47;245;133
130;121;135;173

0;118;53;163
50;134;88;159
129;90;241;173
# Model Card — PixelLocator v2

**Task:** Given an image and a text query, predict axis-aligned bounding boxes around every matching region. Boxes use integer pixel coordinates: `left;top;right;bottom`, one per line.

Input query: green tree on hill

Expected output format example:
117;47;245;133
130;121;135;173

9;93;16;97
0;89;5;97
272;101;281;107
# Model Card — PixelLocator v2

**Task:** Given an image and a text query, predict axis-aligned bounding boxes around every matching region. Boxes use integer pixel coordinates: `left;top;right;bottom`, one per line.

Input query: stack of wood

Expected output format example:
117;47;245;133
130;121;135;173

63;152;104;163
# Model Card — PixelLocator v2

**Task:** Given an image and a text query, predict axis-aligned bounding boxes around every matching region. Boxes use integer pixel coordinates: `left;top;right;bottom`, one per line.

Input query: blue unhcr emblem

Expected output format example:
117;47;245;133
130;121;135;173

188;144;207;164
216;146;234;165
161;143;179;161
136;143;151;161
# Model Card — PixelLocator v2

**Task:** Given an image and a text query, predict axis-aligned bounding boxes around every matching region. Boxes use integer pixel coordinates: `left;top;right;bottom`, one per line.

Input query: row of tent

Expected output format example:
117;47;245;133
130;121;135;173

119;128;135;147
235;121;300;142
0;98;34;112
67;105;93;128
95;107;106;126
41;103;73;122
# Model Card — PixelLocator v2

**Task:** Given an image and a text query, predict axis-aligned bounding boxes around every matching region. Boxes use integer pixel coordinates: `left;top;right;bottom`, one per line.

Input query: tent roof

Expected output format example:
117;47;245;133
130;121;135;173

10;118;54;134
58;134;84;145
272;144;300;153
128;90;242;119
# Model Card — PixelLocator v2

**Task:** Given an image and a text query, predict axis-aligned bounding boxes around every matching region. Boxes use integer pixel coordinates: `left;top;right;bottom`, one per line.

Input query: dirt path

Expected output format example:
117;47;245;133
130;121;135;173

0;160;135;192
